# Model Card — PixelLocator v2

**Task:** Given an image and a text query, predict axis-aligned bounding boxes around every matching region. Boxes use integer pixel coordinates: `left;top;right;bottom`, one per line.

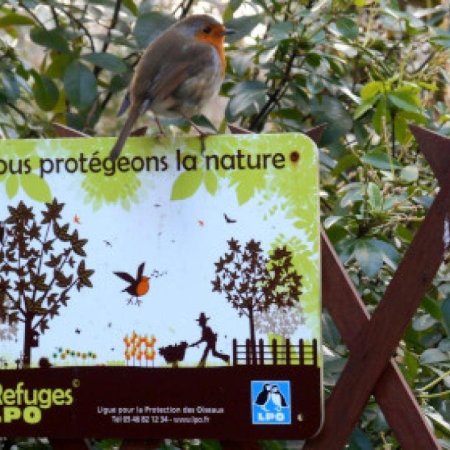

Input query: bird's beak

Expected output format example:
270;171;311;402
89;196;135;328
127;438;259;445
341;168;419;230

221;28;235;36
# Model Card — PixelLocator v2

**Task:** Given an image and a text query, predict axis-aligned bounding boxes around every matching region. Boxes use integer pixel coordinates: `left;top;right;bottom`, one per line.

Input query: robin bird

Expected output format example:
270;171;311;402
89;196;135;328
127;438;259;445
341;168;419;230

114;262;150;306
109;14;234;161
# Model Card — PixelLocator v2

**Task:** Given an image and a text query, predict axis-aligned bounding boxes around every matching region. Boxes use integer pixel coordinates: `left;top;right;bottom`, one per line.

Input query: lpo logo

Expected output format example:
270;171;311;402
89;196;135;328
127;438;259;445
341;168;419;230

251;380;291;425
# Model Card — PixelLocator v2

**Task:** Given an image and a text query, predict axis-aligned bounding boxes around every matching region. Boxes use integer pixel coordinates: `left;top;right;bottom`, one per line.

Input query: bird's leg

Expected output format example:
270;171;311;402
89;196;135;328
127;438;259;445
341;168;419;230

154;115;166;137
180;113;212;155
127;297;133;305
135;298;142;307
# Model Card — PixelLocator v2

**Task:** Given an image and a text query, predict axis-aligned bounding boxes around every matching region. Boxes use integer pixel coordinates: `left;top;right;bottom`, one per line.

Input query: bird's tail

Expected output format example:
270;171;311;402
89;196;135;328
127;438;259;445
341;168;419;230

109;103;141;161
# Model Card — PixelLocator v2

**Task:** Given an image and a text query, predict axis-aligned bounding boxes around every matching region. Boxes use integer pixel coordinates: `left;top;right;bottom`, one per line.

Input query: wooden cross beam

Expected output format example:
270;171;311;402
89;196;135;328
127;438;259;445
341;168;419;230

303;125;449;449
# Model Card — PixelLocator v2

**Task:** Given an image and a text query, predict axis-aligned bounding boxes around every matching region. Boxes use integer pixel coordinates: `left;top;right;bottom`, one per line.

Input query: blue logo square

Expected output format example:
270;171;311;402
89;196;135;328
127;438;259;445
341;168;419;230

251;380;291;425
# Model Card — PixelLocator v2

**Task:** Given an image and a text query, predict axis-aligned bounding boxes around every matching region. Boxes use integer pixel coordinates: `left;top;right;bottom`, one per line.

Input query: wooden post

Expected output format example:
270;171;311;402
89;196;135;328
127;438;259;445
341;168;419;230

232;338;238;366
285;338;291;365
299;339;304;365
258;338;264;365
304;126;447;449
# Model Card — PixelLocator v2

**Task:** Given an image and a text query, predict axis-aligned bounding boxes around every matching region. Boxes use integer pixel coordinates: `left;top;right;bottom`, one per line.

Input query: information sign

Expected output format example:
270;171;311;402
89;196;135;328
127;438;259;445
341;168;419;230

0;134;322;439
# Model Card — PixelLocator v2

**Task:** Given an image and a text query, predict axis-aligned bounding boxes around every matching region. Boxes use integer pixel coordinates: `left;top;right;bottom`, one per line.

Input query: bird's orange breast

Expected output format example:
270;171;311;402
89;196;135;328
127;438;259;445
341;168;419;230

195;34;226;76
137;277;150;296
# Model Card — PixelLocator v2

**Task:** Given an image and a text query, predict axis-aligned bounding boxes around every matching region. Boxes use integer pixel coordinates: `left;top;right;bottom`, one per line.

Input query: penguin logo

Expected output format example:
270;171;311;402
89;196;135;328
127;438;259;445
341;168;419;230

270;385;288;411
251;380;291;425
254;383;271;411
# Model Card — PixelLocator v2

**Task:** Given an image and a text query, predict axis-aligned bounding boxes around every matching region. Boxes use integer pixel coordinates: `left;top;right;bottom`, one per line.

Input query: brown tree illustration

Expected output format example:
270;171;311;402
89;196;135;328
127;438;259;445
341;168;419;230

0;199;94;367
211;238;302;363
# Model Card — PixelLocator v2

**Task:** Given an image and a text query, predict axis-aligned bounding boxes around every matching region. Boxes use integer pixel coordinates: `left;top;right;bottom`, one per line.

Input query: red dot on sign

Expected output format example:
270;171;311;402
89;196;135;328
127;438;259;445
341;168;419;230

290;151;300;163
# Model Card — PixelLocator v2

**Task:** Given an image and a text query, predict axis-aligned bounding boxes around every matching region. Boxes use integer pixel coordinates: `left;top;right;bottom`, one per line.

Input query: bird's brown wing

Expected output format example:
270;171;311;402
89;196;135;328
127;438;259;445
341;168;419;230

136;262;145;280
132;31;216;105
114;271;135;283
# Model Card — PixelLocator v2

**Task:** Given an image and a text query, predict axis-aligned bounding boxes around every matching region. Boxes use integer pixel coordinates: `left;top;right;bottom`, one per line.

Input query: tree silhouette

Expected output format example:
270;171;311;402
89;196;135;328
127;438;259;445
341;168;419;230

212;238;302;363
0;199;94;367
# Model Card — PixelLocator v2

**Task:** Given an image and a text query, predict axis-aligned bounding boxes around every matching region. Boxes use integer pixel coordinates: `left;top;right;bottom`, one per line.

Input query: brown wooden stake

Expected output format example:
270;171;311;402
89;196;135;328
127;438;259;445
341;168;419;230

304;126;449;449
319;230;440;449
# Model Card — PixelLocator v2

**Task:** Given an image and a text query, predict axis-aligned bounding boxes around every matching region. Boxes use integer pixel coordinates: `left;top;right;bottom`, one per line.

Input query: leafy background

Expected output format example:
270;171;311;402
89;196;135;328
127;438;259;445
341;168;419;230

1;0;450;449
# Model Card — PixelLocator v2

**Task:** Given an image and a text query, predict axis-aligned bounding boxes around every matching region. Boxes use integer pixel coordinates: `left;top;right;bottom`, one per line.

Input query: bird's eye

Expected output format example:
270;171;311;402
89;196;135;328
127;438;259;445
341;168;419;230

203;26;212;34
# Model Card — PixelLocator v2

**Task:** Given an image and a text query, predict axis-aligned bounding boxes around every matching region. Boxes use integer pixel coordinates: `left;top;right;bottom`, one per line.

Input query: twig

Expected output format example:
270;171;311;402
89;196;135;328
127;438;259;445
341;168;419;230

99;0;123;55
50;6;60;27
52;3;96;53
6;102;28;122
249;42;300;131
173;0;195;19
18;0;46;28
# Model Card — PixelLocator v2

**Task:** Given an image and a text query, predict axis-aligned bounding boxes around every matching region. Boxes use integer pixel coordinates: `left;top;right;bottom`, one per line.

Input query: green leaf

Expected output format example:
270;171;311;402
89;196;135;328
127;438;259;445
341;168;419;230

335;17;359;40
64;61;98;109
400;165;419;182
367;182;382;210
441;297;450;335
46;52;75;79
224;14;264;44
430;35;450;49
122;0;138;15
401;348;419;388
269;22;295;42
20;174;52;203
133;11;176;48
0;70;20;101
81;52;128;74
349;427;373;450
200;440;222;450
361;149;402;170
0;13;35;27
331;154;359;176
32;72;59;111
306;53;322;68
311;96;353;142
6;176;19;199
223;0;244;21
30;27;70;53
227;81;267;120
420;348;449;364
170;171;203;200
372;96;387;134
412;314;438;332
388;92;422;114
360;81;384;100
353;94;380;119
353;239;383;277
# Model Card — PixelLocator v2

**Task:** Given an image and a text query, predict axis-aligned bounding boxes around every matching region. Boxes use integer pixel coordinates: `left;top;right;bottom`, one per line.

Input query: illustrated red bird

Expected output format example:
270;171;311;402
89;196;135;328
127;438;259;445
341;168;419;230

114;262;150;306
109;14;234;160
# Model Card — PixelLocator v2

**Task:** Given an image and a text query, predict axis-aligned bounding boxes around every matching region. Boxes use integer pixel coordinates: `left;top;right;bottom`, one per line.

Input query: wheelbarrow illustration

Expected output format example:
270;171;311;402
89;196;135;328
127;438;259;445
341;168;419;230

158;341;189;368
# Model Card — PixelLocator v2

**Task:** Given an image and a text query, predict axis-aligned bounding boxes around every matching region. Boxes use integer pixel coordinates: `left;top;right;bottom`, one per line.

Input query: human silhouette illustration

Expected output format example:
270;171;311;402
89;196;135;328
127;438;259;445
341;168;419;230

190;312;230;367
